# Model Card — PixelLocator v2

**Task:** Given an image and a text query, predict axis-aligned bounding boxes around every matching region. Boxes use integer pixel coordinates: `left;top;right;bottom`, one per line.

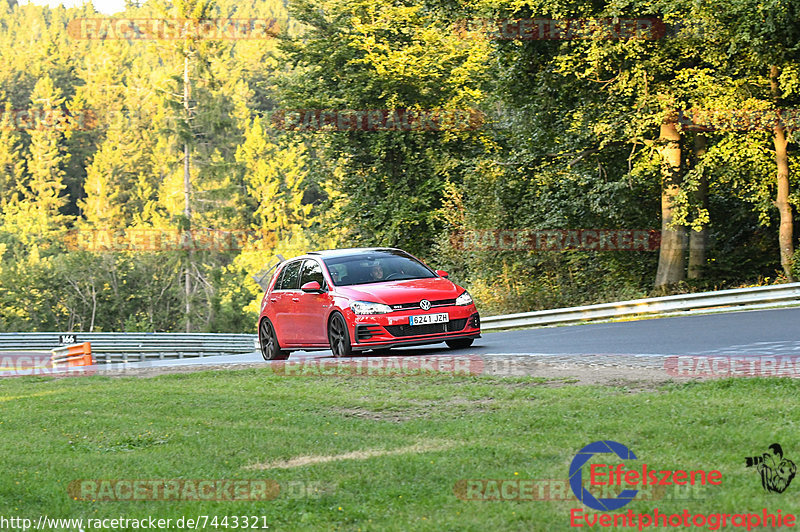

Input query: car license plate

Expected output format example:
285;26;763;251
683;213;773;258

409;313;449;326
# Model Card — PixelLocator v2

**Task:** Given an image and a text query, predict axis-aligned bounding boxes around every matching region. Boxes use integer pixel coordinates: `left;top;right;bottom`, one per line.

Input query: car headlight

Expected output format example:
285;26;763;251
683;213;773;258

350;301;393;315
455;291;473;306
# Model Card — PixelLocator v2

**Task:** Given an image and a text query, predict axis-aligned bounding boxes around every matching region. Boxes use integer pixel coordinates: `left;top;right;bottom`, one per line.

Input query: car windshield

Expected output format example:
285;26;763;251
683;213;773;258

323;250;437;286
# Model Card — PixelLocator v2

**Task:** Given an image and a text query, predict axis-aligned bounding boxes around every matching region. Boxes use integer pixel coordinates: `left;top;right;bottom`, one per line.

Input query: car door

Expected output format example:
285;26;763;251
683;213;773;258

295;259;330;345
270;260;303;345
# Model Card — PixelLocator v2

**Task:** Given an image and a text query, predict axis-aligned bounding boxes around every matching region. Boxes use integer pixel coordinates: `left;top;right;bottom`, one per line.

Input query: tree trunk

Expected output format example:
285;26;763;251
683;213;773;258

655;119;687;289
184;54;193;332
89;280;97;332
688;133;708;280
770;65;795;282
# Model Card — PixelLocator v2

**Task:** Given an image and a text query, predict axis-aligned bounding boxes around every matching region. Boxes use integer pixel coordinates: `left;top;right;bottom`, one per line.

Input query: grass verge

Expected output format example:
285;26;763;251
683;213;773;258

1;369;799;531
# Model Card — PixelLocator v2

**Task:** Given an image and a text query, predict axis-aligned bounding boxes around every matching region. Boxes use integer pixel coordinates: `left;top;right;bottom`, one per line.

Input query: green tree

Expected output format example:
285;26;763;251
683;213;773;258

4;76;70;244
279;0;491;254
0;100;25;211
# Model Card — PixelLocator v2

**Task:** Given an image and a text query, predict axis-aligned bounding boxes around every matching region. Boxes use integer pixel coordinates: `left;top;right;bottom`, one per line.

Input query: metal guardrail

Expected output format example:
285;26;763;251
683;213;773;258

480;282;800;330
0;333;257;364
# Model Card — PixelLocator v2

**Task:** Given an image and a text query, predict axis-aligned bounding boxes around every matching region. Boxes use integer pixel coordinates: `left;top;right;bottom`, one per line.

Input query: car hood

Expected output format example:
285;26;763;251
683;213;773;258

335;277;464;305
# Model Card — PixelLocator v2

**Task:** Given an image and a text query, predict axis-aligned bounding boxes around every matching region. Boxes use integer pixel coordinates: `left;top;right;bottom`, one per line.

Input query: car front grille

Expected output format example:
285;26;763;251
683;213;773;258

385;318;468;337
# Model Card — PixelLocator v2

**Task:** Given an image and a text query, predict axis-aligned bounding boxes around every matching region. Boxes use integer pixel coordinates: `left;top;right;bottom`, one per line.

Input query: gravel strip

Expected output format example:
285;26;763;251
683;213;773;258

89;353;702;387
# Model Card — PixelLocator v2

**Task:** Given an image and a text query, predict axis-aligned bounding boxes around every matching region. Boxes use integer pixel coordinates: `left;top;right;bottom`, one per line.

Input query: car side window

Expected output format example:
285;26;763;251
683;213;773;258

299;260;326;289
272;265;286;290
277;261;302;290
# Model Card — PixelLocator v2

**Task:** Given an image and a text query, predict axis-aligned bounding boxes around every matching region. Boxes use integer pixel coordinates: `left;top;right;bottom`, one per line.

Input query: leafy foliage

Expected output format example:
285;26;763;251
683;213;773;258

0;0;796;329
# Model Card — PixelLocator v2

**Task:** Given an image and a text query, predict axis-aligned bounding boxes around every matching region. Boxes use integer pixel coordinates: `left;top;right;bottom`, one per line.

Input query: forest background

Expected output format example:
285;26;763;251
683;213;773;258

0;0;797;333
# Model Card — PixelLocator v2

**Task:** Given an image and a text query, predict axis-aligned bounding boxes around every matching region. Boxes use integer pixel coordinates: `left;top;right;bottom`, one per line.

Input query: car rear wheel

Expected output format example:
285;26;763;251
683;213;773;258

446;338;474;349
259;318;289;361
328;312;353;358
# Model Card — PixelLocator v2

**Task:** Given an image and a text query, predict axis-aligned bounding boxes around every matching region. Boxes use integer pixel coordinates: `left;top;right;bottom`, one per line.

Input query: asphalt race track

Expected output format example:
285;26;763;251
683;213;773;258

67;307;800;371
2;307;797;377
473;307;800;357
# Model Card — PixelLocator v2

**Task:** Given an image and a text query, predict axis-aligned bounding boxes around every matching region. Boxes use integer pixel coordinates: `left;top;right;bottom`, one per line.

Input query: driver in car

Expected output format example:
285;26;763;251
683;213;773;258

370;263;384;281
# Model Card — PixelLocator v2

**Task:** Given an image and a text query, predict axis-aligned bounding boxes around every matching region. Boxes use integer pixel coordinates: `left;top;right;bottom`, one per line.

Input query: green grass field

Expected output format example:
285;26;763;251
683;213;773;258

2;369;799;531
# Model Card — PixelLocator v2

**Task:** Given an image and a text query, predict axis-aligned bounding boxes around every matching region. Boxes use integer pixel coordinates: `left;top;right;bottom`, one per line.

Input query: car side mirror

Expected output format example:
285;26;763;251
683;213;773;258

435;270;449;278
301;281;324;293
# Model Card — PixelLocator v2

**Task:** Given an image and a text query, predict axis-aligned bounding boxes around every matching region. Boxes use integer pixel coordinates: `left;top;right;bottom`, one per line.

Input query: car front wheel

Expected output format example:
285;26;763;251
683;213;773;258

259;318;289;361
328;312;353;358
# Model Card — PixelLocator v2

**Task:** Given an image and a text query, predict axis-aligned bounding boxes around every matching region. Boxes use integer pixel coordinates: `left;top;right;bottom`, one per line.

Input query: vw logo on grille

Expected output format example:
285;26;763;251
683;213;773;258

419;299;432;311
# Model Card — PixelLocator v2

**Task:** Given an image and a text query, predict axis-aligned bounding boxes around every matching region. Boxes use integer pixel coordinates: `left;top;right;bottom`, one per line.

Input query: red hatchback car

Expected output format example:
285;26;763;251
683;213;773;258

257;248;481;360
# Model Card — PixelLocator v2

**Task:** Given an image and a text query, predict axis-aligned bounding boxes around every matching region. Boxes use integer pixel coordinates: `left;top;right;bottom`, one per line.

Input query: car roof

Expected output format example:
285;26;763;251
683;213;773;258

276;248;413;269
305;247;405;258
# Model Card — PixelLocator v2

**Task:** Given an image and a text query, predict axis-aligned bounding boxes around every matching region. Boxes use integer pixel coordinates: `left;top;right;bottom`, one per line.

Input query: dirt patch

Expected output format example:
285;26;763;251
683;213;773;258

245;440;457;470
335;397;496;422
336;406;428;423
483;377;581;389
604;378;679;393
